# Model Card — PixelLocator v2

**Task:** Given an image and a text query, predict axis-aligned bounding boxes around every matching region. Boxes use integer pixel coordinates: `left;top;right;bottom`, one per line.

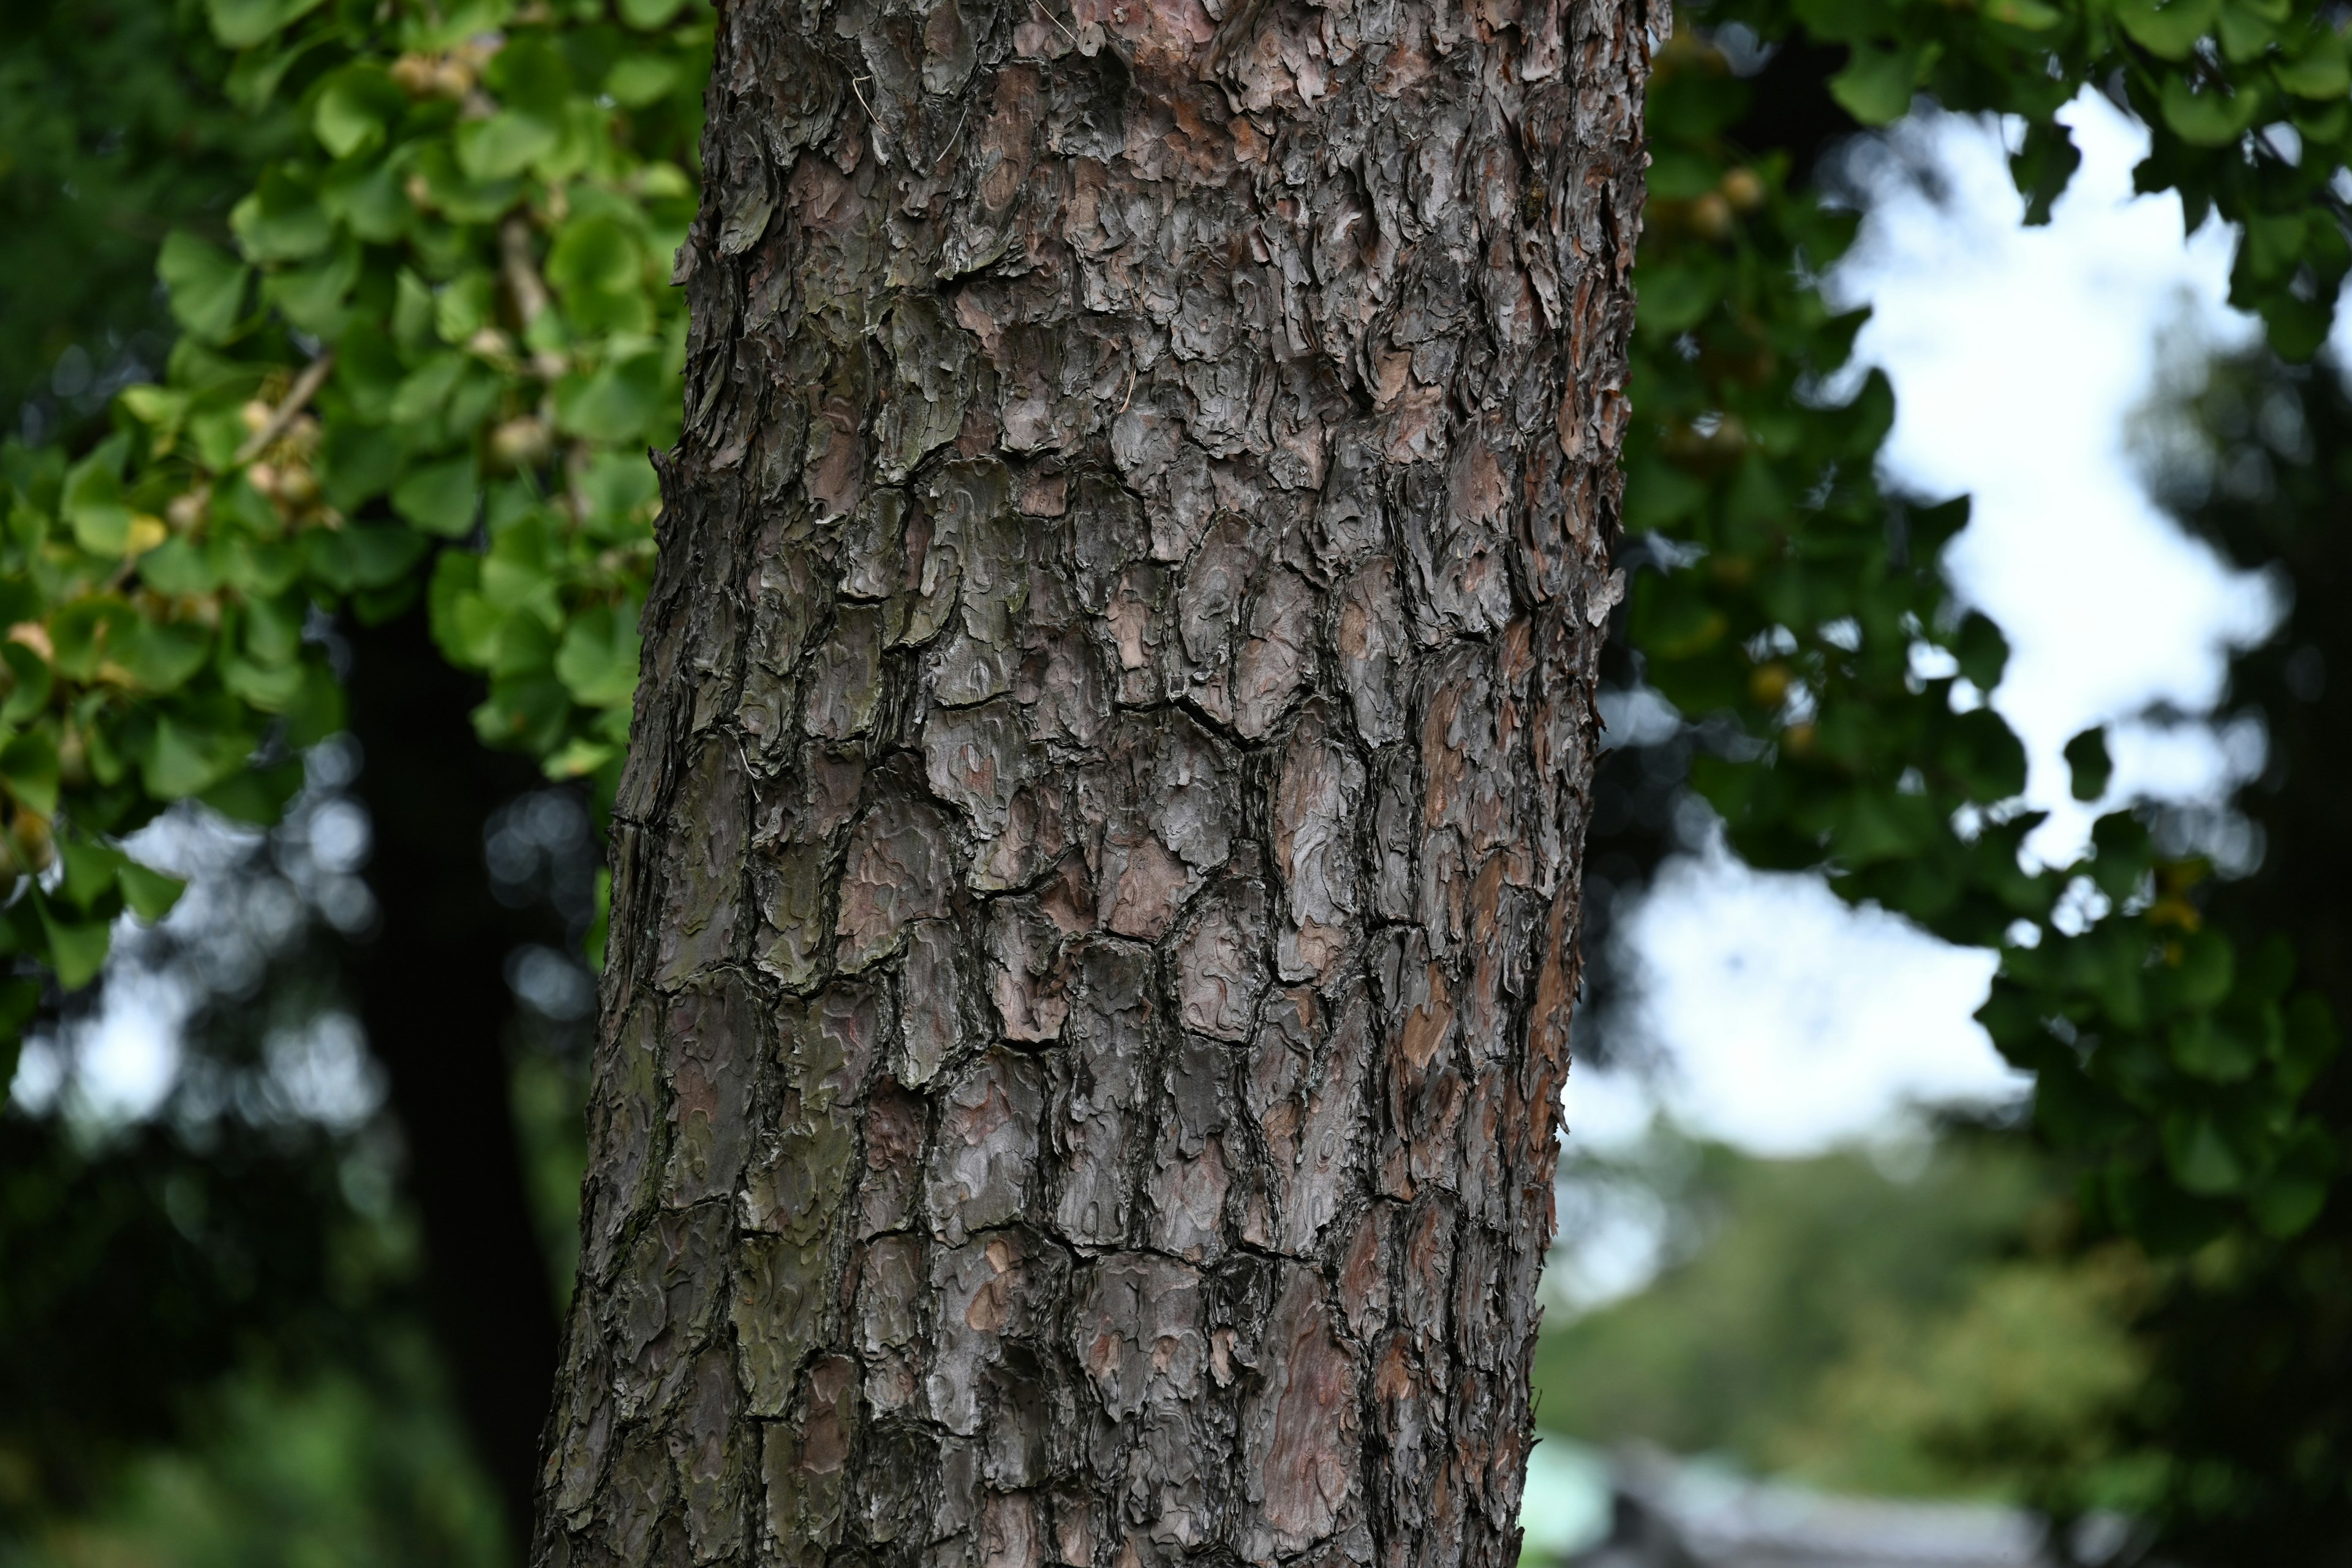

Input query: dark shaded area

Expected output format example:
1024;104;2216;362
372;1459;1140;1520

0;605;581;1556
0;0;292;439
341;606;565;1555
1725;32;1860;189
1575;622;1699;1071
0;1112;369;1516
2111;350;2352;1563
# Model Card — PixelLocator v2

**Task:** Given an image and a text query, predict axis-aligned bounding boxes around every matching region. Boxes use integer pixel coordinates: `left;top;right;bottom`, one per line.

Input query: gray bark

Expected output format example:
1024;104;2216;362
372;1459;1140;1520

534;0;1653;1561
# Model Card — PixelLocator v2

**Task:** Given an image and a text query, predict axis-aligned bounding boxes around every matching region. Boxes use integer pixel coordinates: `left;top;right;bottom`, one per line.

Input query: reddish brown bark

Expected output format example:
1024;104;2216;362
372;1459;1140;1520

535;0;1653;1561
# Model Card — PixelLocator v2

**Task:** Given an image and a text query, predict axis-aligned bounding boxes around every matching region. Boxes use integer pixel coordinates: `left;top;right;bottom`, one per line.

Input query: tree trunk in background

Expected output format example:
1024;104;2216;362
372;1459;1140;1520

345;608;560;1555
536;0;1649;1560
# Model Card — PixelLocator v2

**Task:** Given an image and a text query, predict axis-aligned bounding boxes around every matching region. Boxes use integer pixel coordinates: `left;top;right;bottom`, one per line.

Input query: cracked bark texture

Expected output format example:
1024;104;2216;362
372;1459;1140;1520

534;0;1652;1562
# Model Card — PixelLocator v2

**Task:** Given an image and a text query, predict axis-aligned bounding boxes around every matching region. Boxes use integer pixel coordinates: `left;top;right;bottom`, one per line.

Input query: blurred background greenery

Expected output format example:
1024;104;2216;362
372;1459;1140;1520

11;0;2352;1562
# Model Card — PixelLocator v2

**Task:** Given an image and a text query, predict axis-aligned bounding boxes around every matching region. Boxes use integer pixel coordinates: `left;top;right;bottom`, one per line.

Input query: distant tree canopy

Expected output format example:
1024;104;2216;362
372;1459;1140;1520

6;0;2352;1557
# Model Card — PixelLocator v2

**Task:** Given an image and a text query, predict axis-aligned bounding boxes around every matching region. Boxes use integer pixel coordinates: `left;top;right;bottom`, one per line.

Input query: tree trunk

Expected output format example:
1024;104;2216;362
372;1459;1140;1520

535;0;1651;1561
344;608;562;1556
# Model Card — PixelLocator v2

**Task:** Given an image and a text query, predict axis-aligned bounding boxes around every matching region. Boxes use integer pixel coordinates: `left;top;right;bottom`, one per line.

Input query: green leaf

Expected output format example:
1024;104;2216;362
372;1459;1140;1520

319;154;413;244
2064;727;2112;801
548;213;644;298
455;111;562;182
282;660;346;748
2168;930;2237;1011
230;165;334;263
435;270;500;345
313;63;410;158
1634;258;1721;334
199;758;306;826
393;454;483;538
113;620;213;693
2218;0;2277;61
2168;1011;2259;1081
1624;455;1708;533
1985;0;2062;26
1940;708;2029;801
473;673;573;755
0;729;60;816
57;837;129;911
1953;612;2010;692
118;861;187;922
205;0;327;47
606;56;680;106
158;232;253;344
2165;1107;2253;1194
2277;32;2352;97
576;451;662;537
1830;41;1937;126
304;524;432;591
1;644;53;726
554;352;669;443
389;353;469;427
51;600;135;682
2280;992;2338;1094
2010;119;2081;227
619;0;687;24
61;435;136;556
142;714;251;799
482;34;575;119
34;893;111;992
263;238;362;336
2160;74;2263;147
135;533;221;595
428;552;499;668
556;603;643;707
222;653;307;711
2250;1123;2336;1237
2114;0;2223;58
317;420;404;510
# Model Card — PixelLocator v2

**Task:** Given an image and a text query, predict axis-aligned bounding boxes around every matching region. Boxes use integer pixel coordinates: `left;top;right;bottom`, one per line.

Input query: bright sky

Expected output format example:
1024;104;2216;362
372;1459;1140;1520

1570;90;2285;1159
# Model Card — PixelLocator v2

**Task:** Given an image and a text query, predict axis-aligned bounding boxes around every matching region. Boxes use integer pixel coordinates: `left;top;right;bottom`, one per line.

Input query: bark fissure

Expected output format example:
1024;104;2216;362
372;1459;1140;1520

537;0;1652;1561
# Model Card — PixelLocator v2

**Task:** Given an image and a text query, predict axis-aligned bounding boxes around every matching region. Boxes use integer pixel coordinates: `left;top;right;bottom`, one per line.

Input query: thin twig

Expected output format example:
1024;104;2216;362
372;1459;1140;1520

234;352;336;466
849;74;894;165
1118;360;1139;413
1035;0;1079;45
933;98;974;170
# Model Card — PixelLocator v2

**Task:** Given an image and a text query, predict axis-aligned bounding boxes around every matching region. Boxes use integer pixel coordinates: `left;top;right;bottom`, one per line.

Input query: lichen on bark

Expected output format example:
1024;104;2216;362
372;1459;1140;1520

537;0;1654;1560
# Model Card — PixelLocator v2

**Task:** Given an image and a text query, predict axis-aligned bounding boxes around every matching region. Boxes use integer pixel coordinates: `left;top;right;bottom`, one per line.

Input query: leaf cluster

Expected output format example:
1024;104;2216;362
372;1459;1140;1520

0;0;704;1072
1630;0;2352;1257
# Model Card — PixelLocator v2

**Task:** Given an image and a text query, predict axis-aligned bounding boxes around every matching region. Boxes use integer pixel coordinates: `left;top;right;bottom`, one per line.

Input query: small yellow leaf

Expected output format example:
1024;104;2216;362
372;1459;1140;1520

126;514;169;558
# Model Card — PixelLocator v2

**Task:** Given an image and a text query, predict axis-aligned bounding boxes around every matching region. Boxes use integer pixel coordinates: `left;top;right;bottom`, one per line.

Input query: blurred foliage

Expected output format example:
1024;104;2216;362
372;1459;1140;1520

0;750;592;1555
1533;1130;2158;1512
0;0;296;436
0;1113;376;1513
1626;13;2344;1256
7;1346;504;1568
2073;344;2352;1556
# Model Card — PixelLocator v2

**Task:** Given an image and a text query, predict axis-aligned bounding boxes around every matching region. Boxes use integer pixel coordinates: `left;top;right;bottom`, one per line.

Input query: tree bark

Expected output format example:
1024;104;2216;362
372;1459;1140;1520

535;0;1651;1561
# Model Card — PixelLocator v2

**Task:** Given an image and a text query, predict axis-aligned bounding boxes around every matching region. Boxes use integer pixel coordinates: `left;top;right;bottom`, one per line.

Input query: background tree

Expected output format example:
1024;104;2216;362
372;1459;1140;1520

2078;341;2352;1558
